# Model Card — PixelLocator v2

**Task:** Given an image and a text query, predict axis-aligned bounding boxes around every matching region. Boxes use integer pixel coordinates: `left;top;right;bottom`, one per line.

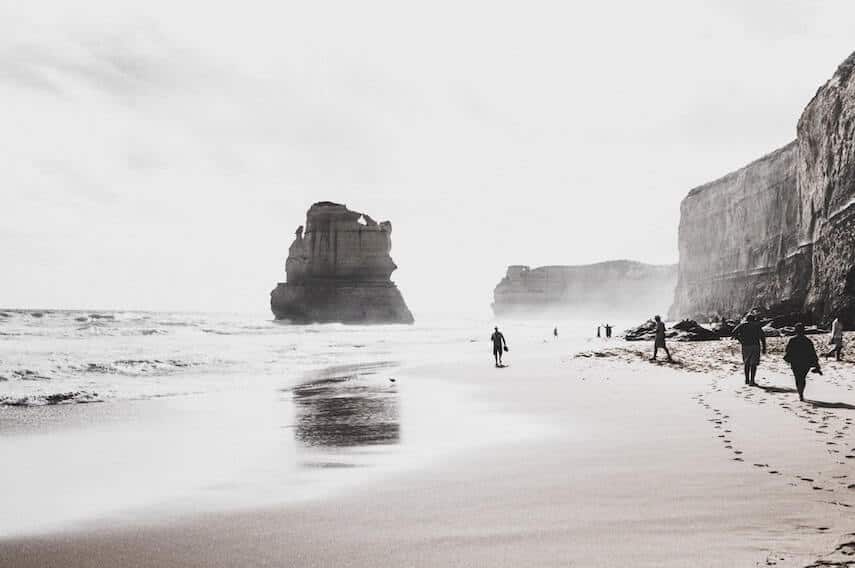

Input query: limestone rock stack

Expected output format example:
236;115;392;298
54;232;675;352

270;202;414;324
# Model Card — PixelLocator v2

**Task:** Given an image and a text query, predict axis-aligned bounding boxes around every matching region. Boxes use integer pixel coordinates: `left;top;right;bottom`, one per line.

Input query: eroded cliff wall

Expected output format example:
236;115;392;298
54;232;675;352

799;53;855;326
670;52;855;327
271;202;414;324
493;260;677;319
669;142;810;319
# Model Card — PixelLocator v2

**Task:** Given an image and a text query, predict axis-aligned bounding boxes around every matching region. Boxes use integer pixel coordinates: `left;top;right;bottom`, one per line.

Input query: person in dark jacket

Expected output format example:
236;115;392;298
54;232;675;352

732;314;767;386
650;315;672;362
784;323;822;402
491;326;508;367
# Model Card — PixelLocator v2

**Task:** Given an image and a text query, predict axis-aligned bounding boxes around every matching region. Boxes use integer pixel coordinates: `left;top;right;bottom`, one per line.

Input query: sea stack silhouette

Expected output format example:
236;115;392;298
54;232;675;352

270;202;414;324
492;260;677;319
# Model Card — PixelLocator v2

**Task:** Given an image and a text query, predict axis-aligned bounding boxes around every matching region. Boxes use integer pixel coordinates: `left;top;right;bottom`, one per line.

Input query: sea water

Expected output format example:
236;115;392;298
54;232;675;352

0;309;603;536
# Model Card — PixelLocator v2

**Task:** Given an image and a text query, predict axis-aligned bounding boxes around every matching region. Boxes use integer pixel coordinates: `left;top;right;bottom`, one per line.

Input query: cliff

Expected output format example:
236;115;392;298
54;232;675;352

493;260;677;319
270;202;414;324
670;51;855;327
798;52;855;326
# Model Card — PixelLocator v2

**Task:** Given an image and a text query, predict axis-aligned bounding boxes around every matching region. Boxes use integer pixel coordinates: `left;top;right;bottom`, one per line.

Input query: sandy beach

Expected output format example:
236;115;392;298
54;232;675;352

3;334;854;567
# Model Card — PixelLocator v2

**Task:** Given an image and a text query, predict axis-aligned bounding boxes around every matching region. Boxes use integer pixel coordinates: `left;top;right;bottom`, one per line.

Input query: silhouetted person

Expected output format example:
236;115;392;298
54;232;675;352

605;323;613;339
596;326;601;338
825;317;844;361
784;323;821;402
491;326;508;367
650;315;672;362
732;314;766;386
554;326;558;339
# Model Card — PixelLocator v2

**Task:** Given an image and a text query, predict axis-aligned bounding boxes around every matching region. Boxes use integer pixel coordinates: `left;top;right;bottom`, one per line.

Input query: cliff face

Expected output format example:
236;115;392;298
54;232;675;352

271;202;414;324
671;52;855;327
669;142;809;319
493;260;677;319
798;53;855;326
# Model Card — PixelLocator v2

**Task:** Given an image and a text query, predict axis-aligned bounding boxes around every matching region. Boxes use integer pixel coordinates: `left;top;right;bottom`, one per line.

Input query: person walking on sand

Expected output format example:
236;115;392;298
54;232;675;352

605;323;613;339
732;314;766;386
491;326;508;367
650;315;672;362
825;317;844;361
784;323;822;402
554;326;558;339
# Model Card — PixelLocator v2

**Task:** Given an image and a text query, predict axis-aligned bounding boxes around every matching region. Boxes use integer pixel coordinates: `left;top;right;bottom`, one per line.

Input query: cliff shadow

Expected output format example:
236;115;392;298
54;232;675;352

287;364;400;449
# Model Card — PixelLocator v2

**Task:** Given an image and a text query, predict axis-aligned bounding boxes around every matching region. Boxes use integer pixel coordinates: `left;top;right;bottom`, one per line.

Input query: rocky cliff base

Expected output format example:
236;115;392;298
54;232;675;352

271;281;413;324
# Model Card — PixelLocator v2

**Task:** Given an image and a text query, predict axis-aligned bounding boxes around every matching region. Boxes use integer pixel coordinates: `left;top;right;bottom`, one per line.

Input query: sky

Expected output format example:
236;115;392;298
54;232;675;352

2;0;854;317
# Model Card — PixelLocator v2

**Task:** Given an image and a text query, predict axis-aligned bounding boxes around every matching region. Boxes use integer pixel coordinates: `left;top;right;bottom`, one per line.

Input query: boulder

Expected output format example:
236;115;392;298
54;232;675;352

624;318;719;342
669;319;719;342
624;319;656;341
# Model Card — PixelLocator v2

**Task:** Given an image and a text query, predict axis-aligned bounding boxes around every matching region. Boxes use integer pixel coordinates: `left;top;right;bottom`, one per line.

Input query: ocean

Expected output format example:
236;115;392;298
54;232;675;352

0;309;607;537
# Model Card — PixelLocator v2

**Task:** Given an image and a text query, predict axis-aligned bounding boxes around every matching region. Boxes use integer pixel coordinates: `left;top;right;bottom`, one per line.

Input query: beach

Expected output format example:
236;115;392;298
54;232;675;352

3;330;854;567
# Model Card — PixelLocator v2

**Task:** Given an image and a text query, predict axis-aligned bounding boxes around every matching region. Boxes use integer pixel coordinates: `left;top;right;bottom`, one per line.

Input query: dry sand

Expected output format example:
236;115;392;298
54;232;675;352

3;335;855;567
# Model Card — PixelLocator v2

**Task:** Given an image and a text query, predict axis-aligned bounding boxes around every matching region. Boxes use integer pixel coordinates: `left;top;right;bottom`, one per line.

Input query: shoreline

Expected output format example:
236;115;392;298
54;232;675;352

0;349;533;540
3;338;854;566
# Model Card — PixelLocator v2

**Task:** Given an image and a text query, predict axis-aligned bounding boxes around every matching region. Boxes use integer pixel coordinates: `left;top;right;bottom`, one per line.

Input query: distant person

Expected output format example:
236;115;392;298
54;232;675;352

554;326;558;339
491;326;508;367
596;326;601;338
784;323;821;402
605;323;613;339
825;317;844;361
732;314;766;386
650;315;672;362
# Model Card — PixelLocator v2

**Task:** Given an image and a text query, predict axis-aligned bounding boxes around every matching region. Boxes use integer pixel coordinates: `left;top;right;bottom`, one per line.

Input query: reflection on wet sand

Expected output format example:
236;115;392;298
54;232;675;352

290;364;400;449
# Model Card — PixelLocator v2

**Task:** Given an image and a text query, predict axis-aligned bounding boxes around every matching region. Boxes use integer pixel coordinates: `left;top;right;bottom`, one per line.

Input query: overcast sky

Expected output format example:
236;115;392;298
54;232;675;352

2;1;854;316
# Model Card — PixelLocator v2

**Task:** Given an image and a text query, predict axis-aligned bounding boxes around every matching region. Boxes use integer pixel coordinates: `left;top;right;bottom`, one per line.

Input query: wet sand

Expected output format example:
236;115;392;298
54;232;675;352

3;336;855;567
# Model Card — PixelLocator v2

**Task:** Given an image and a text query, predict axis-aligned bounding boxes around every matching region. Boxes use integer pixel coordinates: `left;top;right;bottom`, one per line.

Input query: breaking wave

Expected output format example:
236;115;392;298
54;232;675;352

73;359;199;375
1;391;103;407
